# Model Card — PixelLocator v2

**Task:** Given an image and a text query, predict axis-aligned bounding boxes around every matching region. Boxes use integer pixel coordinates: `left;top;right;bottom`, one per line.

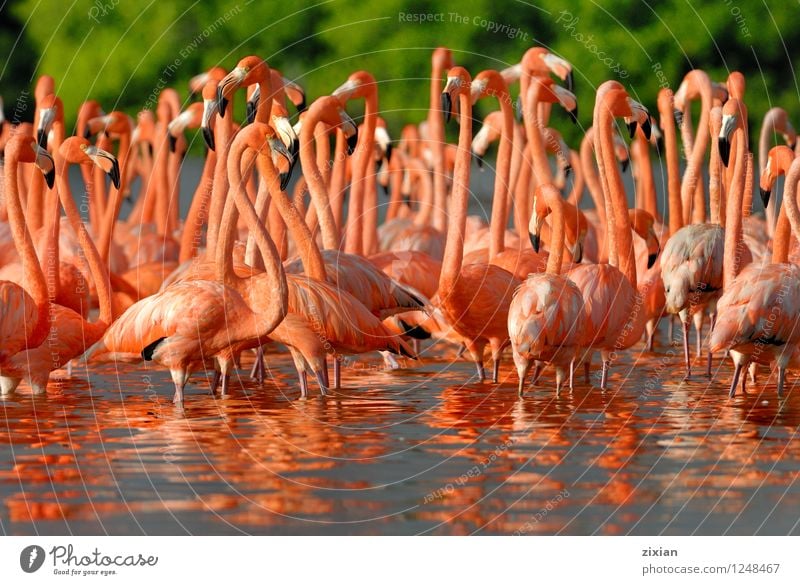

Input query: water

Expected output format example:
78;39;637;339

2;329;799;535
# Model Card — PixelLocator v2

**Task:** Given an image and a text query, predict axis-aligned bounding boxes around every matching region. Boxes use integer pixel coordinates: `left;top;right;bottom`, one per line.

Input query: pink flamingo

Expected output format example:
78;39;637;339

508;184;586;396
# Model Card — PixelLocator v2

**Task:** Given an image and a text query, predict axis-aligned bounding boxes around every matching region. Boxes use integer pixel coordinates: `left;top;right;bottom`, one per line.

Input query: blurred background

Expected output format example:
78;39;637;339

1;0;798;149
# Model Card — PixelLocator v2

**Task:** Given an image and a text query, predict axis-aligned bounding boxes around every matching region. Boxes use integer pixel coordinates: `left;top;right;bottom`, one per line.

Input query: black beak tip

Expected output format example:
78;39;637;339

719;137;731;167
473;152;484;170
203;126;216;151
574;244;583;264
216;89;229;118
647;252;658;269
515;95;523;123
385;142;393;163
296;98;306;113
83;127;92;139
168;133;177;153
109;160;121;190
642;119;652;141
627;121;637;139
760;188;771;208
563;163;572;177
441;93;452;124
381;184;390;196
44;169;55;190
245;101;256;126
566;71;575;94
529;232;541;253
37;130;48;150
346;132;359;156
789;141;797;151
621;159;630;173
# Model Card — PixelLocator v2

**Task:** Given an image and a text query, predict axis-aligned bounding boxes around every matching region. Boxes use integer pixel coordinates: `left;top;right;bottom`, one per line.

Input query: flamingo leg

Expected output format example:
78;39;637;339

693;311;704;358
492;358;500;384
729;362;742;398
748;363;757;384
210;369;221;394
682;319;691;378
668;315;674;343
66;360;73;377
299;370;309;399
333;358;341;389
777;367;785;397
706;313;717;377
514;353;531;398
569;360;575;390
600;360;609;390
584;362;591;385
314;369;328;397
173;382;185;404
220;372;229;396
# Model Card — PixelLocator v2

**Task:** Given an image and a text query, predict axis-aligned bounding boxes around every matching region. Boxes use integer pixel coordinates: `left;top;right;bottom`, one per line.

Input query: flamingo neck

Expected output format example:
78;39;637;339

429;63;448;233
544;190;565;274
660;104;683;235
723;126;747;288
4;147;50;346
523;84;555;186
56;157;113;325
205;94;235;258
597;105;637;288
488;94;514;260
98;131;131;263
329;130;348;232
300;121;339;250
439;91;472;291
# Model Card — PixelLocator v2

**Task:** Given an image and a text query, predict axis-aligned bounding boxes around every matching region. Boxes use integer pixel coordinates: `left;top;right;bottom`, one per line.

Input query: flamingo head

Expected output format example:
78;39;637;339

167;103;203;152
441;67;471;124
60;136;120;189
760;145;795;208
217;56;269;117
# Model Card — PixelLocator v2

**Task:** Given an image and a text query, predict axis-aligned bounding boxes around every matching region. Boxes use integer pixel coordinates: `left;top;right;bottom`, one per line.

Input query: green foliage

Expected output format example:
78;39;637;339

1;0;798;149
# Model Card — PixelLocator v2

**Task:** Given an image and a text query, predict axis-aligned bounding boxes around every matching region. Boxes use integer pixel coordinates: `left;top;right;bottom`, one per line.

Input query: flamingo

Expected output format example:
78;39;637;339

1;137;119;394
710;155;800;398
565;81;651;389
758;107;797;238
0;136;54;371
436;66;521;383
509;184;586;396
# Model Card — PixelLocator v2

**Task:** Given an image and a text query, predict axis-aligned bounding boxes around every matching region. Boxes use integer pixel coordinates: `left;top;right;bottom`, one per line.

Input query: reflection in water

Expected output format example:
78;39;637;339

1;339;799;535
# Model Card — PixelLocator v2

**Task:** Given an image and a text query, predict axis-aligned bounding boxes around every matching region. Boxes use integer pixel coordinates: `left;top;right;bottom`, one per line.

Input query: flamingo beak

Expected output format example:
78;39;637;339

627;121;638;139
441;76;461;124
33;143;55;189
37;107;56;149
272;115;299;187
621;158;630;173
572;240;583;263
641;118;652;140
339;109;359;155
269;137;293;191
217;67;246;118
719;114;737;167
760;187;771;208
86;145;121;189
332;78;359;103
515;95;523;122
201;99;217;151
529;232;541;253
646;231;660;268
566;70;575;94
473;152;484;170
647;252;658;269
385;142;393;163
282;77;306;113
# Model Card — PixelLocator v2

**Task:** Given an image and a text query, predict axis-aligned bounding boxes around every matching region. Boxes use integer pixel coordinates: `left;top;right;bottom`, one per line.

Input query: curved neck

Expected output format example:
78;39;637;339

597;104;636;288
429;65;448;233
217;140;288;333
778;161;800;263
523;84;555;186
56;157;112;325
439;91;472;291
412;162;434;226
206;96;235;258
330;130;348;232
723;126;746;288
544;189;565;274
256;155;327;281
97;131;131;263
488;96;514;260
300;121;339;250
660;105;683;235
682;88;712;225
632;133;658;221
4;148;50;346
579;129;606;225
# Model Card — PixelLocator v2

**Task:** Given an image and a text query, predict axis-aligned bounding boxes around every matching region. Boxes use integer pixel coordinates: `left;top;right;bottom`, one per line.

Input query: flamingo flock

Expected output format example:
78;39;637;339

1;47;799;406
